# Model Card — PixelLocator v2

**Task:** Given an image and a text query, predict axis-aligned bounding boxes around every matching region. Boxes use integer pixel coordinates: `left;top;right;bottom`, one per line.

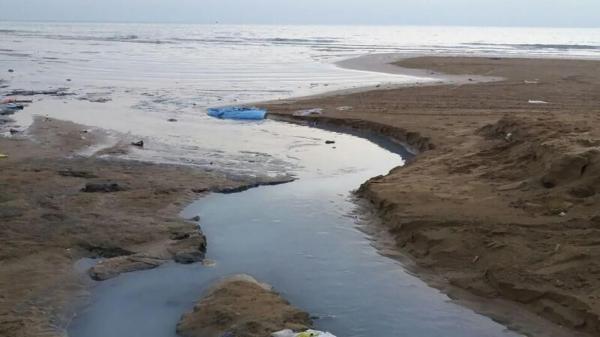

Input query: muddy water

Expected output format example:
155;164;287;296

69;122;520;337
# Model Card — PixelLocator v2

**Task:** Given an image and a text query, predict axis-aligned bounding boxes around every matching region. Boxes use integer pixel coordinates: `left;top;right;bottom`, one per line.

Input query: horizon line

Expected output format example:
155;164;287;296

1;19;599;29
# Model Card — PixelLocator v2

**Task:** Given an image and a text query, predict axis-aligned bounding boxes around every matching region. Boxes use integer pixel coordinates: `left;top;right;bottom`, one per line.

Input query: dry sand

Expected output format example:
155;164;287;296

262;56;600;337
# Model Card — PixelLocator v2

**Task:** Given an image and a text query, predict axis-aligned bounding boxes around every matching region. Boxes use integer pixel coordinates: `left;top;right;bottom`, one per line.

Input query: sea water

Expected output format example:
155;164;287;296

1;23;600;177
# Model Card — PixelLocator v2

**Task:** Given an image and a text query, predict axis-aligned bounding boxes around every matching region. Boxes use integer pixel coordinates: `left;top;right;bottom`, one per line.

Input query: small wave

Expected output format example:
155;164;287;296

466;42;600;51
0;30;173;45
266;37;334;44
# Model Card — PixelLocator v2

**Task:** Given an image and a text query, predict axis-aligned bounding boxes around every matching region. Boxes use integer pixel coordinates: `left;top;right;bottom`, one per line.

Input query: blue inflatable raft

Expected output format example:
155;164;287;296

207;106;267;120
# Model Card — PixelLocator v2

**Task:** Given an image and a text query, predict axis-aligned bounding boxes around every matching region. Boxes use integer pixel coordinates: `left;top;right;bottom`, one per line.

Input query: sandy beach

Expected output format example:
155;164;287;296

263;56;600;336
2;55;600;337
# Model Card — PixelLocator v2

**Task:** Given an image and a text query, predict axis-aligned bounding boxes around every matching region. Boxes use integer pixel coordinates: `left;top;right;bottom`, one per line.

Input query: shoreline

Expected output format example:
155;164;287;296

262;55;600;337
2;54;599;337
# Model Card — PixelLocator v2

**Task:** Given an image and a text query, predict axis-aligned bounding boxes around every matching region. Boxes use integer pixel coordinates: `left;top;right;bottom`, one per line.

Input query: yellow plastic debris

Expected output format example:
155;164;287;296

297;332;319;337
0;153;7;159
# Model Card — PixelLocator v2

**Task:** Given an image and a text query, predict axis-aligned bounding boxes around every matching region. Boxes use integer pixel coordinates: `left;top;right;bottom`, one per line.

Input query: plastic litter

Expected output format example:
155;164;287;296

1;97;33;104
293;108;322;116
528;100;548;104
0;103;24;115
0;153;7;159
272;329;336;337
207;106;267;120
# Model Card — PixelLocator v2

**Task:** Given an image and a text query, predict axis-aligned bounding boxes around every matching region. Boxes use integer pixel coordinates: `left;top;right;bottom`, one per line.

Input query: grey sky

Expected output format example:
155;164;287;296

1;0;599;27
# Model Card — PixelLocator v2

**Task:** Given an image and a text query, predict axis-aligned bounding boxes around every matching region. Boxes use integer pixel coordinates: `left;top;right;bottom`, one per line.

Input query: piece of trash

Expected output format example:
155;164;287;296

8;69;14;73
528;100;548;104
167;118;178;122
336;106;352;111
202;259;217;267
505;132;513;142
0;153;7;159
131;140;144;148
472;255;480;263
1;98;32;104
9;128;21;135
1;103;24;110
293;108;322;116
559;211;567;217
325;140;335;144
524;80;539;84
207;106;267;120
0;103;25;115
272;330;336;337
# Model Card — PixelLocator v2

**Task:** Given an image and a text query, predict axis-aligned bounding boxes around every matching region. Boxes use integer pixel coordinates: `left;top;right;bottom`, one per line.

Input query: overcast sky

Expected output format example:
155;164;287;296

1;0;599;27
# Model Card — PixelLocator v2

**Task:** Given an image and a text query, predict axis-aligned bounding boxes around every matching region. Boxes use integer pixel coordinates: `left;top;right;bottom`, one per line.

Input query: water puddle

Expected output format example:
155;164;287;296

69;123;520;337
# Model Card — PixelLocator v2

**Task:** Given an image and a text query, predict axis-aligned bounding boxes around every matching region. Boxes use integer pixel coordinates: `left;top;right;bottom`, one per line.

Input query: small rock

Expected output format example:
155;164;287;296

325;140;335;145
66;78;72;82
8;69;14;73
570;186;596;198
89;255;165;281
190;215;201;222
9;128;20;135
58;170;98;179
131;140;144;148
174;251;205;264
82;182;126;193
170;232;191;240
168;118;178;122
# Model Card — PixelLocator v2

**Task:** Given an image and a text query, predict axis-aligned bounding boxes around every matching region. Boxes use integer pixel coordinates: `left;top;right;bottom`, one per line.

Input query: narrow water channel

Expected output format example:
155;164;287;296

69;122;520;337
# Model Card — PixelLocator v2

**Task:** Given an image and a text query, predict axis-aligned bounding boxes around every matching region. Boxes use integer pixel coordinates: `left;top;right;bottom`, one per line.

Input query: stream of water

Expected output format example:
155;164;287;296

68;122;521;337
4;22;584;337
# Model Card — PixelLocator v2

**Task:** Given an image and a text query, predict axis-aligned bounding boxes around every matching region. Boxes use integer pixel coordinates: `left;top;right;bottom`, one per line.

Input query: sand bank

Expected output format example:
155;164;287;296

0;117;282;337
262;56;600;337
177;275;311;337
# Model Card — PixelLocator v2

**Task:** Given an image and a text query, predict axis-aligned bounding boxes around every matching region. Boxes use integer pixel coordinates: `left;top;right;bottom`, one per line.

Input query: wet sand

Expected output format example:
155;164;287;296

0;118;274;337
176;275;311;337
2;55;600;337
262;56;600;336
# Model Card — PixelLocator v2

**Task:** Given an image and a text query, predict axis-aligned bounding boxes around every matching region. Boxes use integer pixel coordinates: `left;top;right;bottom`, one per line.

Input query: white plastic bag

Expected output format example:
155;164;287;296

272;329;337;337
